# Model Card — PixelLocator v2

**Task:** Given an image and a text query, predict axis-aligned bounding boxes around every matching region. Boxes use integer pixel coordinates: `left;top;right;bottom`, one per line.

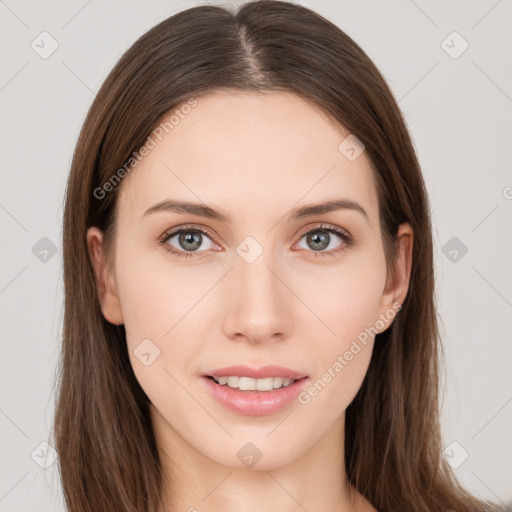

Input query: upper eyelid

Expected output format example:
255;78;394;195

296;223;351;239
159;224;217;244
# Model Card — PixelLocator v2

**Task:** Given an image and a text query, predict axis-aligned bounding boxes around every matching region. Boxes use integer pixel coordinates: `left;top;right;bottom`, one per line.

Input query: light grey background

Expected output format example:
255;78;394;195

1;0;511;510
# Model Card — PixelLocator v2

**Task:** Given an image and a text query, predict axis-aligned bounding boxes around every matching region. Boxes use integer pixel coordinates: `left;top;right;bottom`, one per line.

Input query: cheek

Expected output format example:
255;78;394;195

293;250;386;409
293;246;387;350
295;279;380;422
115;241;221;342
114;245;206;429
114;242;224;402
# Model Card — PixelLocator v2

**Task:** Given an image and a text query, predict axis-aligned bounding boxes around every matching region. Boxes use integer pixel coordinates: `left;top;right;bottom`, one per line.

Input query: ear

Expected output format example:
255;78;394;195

86;227;124;325
376;222;413;332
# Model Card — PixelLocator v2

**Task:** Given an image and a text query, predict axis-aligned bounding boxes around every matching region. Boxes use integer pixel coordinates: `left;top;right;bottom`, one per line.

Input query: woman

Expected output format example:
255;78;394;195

53;1;504;511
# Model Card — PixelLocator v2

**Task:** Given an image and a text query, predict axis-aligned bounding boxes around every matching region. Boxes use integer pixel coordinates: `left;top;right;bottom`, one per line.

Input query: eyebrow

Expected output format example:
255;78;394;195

142;198;369;224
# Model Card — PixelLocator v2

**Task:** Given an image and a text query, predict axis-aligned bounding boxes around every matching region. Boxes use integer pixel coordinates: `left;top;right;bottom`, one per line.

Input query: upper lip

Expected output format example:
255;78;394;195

204;365;307;380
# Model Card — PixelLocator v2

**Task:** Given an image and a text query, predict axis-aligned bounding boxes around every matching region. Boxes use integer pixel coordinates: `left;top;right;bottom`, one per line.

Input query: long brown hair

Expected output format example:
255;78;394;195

53;1;503;511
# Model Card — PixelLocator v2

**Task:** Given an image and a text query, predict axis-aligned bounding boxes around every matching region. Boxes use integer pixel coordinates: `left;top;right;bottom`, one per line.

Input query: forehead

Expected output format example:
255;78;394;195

118;91;379;226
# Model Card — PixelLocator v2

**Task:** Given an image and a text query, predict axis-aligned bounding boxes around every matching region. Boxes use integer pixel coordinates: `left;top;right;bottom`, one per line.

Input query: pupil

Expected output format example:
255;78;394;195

179;231;201;251
308;231;329;251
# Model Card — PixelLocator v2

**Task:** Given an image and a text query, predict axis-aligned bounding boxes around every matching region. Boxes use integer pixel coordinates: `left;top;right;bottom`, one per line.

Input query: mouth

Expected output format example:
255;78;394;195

200;365;309;416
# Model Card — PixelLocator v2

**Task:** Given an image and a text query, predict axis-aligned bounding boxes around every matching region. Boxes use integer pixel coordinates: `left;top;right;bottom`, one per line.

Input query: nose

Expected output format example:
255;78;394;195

223;249;291;344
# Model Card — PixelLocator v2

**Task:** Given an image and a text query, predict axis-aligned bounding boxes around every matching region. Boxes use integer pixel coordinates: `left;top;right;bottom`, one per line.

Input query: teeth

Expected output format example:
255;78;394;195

227;376;239;388
212;376;297;391
273;377;284;388
239;377;256;390
255;377;273;391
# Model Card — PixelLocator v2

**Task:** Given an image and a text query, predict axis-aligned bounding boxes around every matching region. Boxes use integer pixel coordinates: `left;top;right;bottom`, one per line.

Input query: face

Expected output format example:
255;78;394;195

88;91;412;471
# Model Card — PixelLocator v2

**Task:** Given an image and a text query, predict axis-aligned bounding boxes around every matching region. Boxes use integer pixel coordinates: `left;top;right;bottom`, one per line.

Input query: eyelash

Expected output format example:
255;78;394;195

157;223;353;260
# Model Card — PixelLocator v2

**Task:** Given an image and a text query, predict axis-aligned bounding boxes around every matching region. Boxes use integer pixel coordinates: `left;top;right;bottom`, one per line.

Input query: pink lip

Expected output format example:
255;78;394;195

201;365;309;416
201;375;309;416
204;365;307;380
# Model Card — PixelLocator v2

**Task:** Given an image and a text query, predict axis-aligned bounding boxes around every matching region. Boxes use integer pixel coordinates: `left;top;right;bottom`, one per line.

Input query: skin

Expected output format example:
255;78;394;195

87;90;413;512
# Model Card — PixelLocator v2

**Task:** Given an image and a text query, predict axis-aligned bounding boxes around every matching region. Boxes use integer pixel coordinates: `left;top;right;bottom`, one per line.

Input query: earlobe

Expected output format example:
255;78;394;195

86;227;124;326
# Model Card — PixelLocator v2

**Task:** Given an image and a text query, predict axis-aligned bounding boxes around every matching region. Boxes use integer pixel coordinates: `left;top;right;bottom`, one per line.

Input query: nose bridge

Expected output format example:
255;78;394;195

225;238;289;341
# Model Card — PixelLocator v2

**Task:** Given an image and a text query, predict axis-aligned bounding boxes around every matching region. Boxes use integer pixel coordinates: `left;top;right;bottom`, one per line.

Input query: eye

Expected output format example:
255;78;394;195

294;224;353;257
158;223;353;260
158;225;219;259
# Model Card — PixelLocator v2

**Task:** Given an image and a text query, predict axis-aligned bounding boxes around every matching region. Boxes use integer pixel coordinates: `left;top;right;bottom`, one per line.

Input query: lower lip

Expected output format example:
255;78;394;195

201;376;309;416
